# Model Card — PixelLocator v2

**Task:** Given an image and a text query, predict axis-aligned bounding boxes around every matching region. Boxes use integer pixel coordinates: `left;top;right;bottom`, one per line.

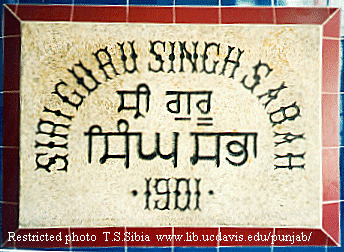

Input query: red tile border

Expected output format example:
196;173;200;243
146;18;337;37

5;4;16;13
15;228;70;248
2;239;15;248
274;228;327;246
328;237;338;246
275;7;331;25
221;7;274;24
3;36;21;91
2;148;19;203
174;227;218;247
323;9;340;38
1;5;342;249
15;5;72;21
322;148;339;202
322;39;340;93
322;94;339;147
3;6;20;37
129;6;173;23
2;92;20;147
73;6;127;23
70;227;125;247
126;227;172;247
1;203;19;245
219;227;273;246
329;8;338;15
322;203;340;244
175;7;219;24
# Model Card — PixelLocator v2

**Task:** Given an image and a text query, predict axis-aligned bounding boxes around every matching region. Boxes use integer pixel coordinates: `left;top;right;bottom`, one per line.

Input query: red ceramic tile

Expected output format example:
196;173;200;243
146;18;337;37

322;94;339;147
323;9;340;38
4;5;20;37
219;227;273;246
175;7;219;24
15;228;70;248
73;6;126;23
70;227;125;247
126;227;172;247
322;203;340;244
329;8;338;15
322;39;340;93
5;4;16;13
3;93;20;147
274;228;327;246
16;5;71;21
174;227;218;247
2;148;19;203
2;239;15;248
3;36;20;91
322;148;339;202
327;237;338;246
221;7;274;24
1;203;19;245
129;6;173;23
275;8;330;25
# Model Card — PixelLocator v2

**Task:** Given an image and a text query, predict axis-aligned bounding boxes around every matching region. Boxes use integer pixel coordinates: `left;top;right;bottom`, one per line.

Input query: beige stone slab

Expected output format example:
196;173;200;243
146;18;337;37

19;22;321;228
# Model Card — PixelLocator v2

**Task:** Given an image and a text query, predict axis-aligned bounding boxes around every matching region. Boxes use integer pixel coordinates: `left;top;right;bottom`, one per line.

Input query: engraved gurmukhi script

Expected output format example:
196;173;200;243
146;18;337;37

19;23;321;228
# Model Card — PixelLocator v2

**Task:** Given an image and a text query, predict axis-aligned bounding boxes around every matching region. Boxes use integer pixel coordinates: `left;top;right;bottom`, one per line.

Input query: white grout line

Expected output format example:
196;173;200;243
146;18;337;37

1;201;19;205
171;226;174;251
173;0;176;23
322;7;340;27
323;200;344;204
126;0;129;23
322;228;341;247
323;36;341;40
69;0;74;22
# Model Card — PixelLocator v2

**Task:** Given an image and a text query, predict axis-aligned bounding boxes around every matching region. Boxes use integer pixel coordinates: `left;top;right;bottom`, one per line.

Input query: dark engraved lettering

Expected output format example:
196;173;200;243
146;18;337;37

168;42;176;73
174;178;191;211
35;153;68;172
194;178;201;211
179;41;198;73
257;82;287;109
85;120;178;168
269;102;301;126
190;133;221;167
201;42;220;74
35;153;54;173
148;40;165;73
220;46;244;78
117;83;150;119
118;41;139;74
144;178;152;210
153;178;170;210
93;47;119;80
67;61;101;94
274;132;305;147
226;139;249;166
52;81;85;110
274;153;305;170
36;119;70;139
165;91;212;115
190;132;257;167
43;107;74;121
35;141;68;149
241;60;273;93
137;133;179;167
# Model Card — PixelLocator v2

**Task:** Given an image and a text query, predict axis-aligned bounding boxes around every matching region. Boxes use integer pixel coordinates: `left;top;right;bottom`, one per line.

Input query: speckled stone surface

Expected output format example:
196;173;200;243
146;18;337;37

19;22;321;228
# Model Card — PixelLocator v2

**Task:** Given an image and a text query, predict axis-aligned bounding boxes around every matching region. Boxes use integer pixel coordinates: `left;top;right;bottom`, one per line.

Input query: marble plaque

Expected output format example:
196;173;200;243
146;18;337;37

19;22;322;229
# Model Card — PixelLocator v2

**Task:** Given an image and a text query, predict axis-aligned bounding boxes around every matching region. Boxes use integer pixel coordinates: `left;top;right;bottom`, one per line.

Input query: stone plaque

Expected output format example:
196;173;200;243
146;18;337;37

20;22;320;228
2;4;341;247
